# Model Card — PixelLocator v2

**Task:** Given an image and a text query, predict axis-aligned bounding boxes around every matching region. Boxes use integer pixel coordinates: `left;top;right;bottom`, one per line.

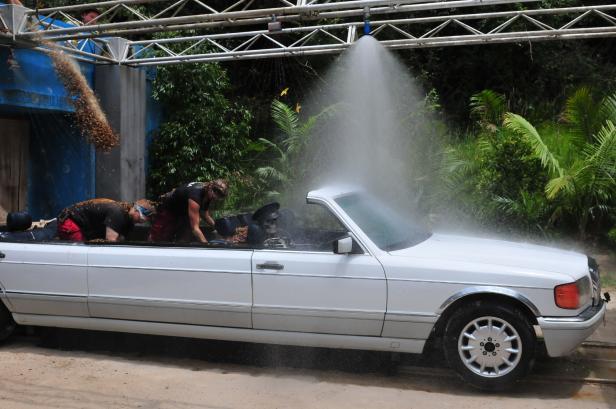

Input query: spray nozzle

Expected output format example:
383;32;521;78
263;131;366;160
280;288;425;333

363;7;371;35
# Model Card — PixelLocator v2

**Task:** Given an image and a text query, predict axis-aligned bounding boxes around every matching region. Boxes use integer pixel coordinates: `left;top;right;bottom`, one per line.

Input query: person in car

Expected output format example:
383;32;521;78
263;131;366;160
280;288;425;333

149;179;229;243
57;198;155;242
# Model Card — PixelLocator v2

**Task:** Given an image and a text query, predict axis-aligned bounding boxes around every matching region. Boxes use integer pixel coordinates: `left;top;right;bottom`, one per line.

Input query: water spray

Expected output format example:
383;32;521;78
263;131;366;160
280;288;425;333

363;7;371;35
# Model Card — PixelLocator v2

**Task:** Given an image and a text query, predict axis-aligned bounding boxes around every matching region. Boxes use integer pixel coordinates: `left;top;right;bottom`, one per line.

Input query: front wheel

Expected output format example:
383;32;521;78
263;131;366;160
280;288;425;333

443;300;536;391
0;302;16;342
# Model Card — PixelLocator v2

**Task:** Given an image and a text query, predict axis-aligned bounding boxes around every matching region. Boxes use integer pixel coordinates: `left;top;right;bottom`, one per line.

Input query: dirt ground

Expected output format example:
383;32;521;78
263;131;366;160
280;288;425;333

0;338;614;409
0;300;615;409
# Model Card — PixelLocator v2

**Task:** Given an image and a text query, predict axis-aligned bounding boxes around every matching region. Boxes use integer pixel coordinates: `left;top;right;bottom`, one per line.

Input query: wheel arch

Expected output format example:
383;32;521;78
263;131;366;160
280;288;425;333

429;287;540;343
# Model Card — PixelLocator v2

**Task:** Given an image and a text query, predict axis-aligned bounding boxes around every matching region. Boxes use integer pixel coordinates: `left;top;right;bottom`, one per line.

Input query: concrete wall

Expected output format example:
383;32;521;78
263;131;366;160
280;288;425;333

95;65;146;202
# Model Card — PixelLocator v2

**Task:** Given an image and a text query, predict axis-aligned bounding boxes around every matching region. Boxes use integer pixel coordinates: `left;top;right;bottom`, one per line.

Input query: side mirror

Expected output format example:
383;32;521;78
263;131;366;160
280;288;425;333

333;236;353;254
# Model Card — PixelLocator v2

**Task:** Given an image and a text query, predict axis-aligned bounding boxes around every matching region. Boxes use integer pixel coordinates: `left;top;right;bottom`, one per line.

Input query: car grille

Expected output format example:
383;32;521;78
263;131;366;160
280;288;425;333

588;256;601;307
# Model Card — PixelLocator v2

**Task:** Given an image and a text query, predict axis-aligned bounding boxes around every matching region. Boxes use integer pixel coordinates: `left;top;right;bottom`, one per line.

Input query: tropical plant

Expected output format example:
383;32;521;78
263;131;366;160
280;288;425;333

469;89;508;134
255;99;335;201
504;89;616;240
437;90;549;235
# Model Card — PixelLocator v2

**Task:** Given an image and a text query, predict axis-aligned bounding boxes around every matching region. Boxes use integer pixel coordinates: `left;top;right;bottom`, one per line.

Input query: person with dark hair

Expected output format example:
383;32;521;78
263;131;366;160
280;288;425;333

81;8;101;25
149;179;229;243
57;198;155;242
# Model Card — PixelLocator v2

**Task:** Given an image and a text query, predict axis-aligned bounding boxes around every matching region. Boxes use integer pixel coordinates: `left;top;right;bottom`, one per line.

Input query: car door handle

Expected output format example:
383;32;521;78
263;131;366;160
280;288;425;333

256;263;284;271
0;252;5;259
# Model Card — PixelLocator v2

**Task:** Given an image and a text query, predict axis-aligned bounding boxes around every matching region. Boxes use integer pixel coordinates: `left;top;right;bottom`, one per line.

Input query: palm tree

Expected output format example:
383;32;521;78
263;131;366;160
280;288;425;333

504;89;616;240
255;99;335;200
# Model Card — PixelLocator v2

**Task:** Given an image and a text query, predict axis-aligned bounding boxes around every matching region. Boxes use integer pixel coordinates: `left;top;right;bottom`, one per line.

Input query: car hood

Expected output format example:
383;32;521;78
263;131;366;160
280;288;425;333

388;233;588;278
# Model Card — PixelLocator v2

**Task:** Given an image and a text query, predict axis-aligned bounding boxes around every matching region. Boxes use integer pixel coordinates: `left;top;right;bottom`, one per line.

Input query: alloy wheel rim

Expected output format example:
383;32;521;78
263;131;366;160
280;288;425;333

458;316;522;378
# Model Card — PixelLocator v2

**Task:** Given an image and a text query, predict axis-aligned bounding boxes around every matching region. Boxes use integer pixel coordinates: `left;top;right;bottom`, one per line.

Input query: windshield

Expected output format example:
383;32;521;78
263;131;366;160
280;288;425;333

335;193;432;251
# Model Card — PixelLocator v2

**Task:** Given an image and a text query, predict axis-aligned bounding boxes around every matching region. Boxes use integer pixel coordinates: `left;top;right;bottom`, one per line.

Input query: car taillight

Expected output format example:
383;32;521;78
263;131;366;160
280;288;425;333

554;282;579;309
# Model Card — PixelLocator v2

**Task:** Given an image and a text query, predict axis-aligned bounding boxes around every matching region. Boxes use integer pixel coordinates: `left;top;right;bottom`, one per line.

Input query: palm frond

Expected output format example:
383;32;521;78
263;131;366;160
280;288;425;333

470;90;506;131
255;166;288;184
271;99;300;140
257;137;285;158
504;113;563;177
578;120;616;192
563;87;602;143
600;94;616;125
545;174;575;200
583;120;616;171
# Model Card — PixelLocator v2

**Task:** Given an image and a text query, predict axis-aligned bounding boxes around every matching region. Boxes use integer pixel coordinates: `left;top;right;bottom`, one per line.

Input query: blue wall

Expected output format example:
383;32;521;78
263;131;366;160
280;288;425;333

0;25;96;219
27;114;96;219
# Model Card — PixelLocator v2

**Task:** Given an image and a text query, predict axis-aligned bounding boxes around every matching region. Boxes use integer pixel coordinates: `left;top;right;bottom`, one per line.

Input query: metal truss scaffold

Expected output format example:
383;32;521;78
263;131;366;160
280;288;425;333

0;0;614;65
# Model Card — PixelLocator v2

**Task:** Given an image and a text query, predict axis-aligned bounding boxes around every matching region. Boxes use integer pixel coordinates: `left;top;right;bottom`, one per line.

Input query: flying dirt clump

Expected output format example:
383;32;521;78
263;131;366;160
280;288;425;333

48;48;119;151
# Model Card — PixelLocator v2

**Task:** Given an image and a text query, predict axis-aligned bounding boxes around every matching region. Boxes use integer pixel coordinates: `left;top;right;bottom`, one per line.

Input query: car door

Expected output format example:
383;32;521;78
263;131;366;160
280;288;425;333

251;203;387;336
0;242;89;317
88;244;253;328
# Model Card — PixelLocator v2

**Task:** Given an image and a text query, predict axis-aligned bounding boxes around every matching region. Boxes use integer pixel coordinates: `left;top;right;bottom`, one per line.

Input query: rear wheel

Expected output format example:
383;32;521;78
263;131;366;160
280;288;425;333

443;300;536;391
0;302;16;342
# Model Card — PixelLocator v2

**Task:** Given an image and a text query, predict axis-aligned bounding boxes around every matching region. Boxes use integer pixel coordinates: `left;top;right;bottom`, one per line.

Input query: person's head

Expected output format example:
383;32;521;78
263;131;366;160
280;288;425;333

129;199;156;224
252;202;281;235
207;179;229;202
81;8;100;25
261;211;279;235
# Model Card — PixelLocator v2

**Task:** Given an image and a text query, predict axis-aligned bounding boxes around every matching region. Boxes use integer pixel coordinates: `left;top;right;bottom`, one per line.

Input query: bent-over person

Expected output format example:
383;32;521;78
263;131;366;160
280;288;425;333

149;179;228;243
57;198;155;242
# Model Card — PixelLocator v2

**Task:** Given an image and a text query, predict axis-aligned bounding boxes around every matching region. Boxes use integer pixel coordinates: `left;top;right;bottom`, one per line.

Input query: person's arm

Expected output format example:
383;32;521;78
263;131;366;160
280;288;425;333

105;227;120;242
203;209;215;228
188;199;207;243
7;0;24;5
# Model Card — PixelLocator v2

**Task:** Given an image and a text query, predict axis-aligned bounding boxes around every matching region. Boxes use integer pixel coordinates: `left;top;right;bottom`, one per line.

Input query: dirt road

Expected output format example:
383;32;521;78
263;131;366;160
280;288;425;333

0;325;614;409
1;295;615;409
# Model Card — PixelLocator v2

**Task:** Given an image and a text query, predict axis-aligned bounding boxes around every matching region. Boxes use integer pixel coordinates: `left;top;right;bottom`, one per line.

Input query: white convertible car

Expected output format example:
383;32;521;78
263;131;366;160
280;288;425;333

0;186;608;390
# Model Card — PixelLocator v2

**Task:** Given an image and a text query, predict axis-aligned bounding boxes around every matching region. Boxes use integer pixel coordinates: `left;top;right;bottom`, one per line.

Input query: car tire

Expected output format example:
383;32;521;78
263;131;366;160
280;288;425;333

0;302;16;342
443;300;536;391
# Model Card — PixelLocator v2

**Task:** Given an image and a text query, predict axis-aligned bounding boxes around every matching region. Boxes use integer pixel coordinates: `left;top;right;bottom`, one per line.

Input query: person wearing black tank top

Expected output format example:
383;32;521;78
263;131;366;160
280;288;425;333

149;179;229;243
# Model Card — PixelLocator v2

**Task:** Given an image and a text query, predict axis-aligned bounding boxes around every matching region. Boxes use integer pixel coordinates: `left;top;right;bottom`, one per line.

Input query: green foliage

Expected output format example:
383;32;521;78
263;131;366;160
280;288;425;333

442;87;616;241
254;99;335;201
439;90;549;236
470;90;507;134
504;89;616;240
147;37;253;208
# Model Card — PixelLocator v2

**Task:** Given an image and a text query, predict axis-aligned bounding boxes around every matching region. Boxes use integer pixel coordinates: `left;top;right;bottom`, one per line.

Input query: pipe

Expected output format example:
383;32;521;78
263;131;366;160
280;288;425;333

363;7;371;35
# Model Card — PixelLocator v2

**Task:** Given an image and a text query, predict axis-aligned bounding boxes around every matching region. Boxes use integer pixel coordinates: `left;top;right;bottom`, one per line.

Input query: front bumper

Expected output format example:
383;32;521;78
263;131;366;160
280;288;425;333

537;301;606;357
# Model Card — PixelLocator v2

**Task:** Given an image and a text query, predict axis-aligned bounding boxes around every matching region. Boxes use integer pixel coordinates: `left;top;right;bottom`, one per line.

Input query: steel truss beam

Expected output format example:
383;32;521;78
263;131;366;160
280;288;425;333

0;1;614;65
122;4;616;65
19;0;540;40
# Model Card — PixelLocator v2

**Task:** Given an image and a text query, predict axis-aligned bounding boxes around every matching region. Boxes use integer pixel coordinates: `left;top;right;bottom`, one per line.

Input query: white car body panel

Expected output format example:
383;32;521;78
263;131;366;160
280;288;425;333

252;250;386;335
0;242;88;317
88;246;253;328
